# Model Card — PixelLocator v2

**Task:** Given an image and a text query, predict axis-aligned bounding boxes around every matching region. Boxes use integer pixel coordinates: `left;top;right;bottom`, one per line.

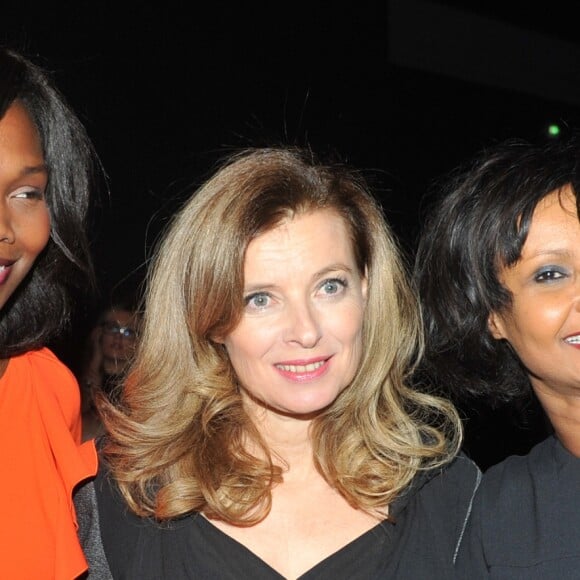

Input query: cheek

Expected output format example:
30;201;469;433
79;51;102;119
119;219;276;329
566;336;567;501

226;312;284;348
224;323;272;367
100;336;115;350
224;320;288;389
22;208;51;256
511;298;566;340
330;303;365;343
119;342;134;354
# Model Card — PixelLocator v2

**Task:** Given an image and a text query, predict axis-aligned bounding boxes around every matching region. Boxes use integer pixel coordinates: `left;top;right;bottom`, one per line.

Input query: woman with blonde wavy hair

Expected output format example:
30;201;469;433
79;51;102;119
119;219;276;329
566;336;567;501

78;146;479;579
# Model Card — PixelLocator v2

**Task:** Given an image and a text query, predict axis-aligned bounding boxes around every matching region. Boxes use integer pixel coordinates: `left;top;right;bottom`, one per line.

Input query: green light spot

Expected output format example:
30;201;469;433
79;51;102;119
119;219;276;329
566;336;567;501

548;124;561;136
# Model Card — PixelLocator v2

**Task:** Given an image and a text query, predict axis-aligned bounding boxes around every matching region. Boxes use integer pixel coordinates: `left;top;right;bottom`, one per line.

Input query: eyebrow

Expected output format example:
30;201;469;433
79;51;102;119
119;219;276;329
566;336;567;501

25;165;48;175
243;263;354;293
523;248;574;260
20;164;48;177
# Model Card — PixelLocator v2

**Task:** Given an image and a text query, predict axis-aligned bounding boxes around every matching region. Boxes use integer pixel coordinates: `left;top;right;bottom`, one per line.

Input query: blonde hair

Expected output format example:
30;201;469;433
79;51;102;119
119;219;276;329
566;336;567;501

101;147;461;523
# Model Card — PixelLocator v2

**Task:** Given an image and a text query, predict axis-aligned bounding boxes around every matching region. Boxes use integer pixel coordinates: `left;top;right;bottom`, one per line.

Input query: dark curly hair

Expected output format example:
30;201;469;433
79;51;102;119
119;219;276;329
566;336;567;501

414;136;580;406
0;47;100;357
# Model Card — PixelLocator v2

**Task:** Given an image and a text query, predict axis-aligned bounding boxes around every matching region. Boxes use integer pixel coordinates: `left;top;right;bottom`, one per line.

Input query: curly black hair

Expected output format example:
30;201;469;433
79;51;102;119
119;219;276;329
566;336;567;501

414;136;580;405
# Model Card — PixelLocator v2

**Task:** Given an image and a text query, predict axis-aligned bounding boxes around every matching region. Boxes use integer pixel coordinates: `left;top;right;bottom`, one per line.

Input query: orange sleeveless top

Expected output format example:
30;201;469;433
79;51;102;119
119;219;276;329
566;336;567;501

0;348;97;579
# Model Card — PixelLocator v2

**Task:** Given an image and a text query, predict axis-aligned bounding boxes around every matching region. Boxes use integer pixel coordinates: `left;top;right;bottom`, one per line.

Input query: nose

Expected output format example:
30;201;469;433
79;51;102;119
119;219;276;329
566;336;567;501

283;301;322;348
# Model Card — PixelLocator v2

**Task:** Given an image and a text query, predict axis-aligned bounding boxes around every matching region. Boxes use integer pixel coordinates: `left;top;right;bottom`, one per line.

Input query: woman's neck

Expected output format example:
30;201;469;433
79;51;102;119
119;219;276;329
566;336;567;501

246;403;317;476
535;387;580;457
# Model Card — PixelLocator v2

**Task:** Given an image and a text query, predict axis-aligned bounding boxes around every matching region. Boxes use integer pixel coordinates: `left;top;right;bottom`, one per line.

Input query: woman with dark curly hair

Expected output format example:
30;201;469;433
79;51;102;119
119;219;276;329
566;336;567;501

414;136;580;577
0;46;101;578
78;146;479;579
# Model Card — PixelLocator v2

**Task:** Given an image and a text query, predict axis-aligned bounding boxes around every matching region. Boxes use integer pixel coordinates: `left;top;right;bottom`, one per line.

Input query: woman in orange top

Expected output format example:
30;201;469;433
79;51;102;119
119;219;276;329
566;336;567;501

0;47;101;579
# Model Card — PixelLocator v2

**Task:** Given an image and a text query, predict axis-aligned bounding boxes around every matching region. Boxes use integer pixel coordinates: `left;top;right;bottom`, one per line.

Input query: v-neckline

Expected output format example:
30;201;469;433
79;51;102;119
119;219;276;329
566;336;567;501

196;514;390;579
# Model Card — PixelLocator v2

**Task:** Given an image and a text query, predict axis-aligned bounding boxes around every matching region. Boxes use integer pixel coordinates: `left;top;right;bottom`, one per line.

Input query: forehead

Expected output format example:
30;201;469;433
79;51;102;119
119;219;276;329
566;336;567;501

533;185;576;213
244;210;356;274
104;309;136;325
0;101;43;164
525;186;578;242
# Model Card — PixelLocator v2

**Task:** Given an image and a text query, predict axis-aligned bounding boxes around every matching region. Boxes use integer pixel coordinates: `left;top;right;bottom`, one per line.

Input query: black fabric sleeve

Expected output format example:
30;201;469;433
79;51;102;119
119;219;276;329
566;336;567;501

92;460;149;579
74;479;114;579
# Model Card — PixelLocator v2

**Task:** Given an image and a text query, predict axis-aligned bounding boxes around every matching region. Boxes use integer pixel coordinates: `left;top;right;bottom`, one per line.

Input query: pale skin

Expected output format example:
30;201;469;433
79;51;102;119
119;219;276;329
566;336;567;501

488;186;580;456
211;210;383;579
0;102;50;378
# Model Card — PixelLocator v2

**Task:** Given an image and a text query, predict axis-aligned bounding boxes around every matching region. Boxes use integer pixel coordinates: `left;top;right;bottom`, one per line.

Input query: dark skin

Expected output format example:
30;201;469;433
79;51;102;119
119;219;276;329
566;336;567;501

0;102;51;380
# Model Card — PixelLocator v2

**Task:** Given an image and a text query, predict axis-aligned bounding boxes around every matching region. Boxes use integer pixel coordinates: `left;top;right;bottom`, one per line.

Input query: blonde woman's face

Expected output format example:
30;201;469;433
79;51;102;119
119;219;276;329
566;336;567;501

488;187;580;400
221;210;367;418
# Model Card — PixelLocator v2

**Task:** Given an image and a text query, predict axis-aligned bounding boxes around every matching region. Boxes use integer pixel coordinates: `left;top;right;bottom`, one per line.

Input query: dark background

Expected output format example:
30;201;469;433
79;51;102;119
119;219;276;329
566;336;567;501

4;0;579;467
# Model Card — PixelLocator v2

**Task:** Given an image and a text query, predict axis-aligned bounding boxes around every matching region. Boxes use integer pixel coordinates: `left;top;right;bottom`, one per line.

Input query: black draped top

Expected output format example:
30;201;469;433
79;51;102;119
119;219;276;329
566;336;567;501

77;453;480;579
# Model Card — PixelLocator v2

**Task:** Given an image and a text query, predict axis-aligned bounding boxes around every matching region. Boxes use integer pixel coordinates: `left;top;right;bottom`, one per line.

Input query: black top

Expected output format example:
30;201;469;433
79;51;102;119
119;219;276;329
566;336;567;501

77;453;480;579
455;435;580;578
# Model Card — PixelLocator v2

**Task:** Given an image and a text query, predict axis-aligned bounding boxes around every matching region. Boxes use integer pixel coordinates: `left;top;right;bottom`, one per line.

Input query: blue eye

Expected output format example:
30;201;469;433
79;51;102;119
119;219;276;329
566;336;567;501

534;267;567;283
245;292;271;310
320;278;347;295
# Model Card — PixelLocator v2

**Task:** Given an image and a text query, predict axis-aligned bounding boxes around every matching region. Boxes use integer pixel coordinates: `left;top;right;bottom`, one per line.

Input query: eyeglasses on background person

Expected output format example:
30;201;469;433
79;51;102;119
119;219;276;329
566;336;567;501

78;304;141;441
101;321;137;340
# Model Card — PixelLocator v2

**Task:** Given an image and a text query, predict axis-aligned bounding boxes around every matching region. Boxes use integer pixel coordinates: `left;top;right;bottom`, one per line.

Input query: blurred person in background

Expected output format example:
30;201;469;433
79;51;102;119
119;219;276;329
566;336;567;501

79;301;141;441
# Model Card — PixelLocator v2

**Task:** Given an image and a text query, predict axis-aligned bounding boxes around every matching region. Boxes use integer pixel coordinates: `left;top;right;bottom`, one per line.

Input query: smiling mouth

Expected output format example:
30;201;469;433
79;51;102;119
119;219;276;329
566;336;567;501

275;361;326;373
564;335;580;344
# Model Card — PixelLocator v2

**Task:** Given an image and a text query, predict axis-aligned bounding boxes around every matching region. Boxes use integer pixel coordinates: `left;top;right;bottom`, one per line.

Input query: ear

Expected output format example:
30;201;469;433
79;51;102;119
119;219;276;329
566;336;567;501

487;310;508;340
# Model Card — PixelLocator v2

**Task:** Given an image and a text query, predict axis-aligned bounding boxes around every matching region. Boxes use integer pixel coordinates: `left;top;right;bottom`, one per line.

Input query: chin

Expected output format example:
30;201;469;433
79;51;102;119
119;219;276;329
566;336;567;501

278;394;339;417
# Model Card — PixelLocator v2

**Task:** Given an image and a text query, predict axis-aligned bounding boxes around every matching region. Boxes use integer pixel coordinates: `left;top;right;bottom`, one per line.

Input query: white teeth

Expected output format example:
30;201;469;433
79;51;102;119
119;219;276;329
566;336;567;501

277;361;325;373
0;266;5;272
565;335;580;344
